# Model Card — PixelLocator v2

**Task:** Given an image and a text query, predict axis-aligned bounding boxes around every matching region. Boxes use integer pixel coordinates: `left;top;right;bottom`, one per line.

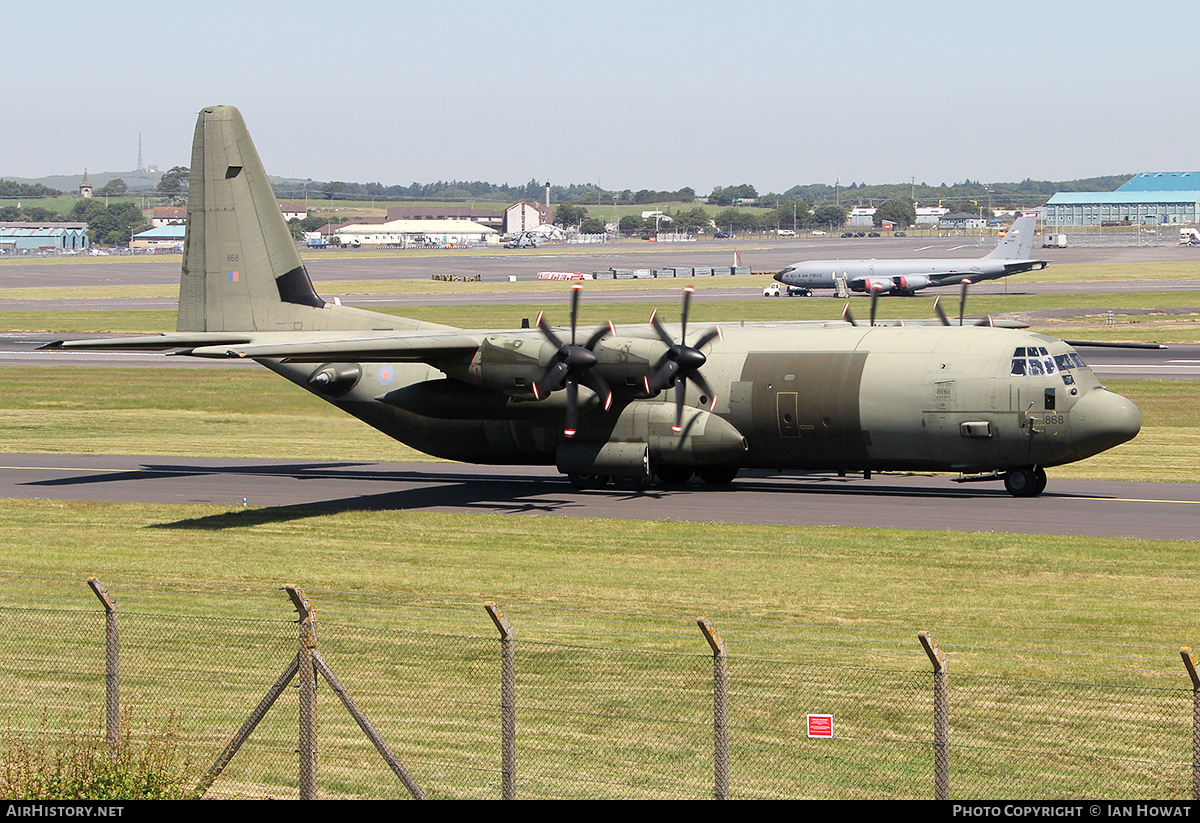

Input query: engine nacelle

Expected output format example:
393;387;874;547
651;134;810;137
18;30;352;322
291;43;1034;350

894;275;932;292
855;277;895;294
459;334;552;396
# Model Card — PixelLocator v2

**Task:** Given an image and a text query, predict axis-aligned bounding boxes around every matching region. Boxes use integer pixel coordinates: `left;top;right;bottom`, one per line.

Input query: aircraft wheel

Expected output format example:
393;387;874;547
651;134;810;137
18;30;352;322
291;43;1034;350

698;466;739;486
1031;466;1048;496
656;465;694;486
567;473;609;491
1003;467;1044;498
612;473;651;492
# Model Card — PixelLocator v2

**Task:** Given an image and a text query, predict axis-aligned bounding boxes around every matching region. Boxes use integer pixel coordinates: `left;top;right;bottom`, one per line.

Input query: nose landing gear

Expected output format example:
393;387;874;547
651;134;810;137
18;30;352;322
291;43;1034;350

1004;466;1047;498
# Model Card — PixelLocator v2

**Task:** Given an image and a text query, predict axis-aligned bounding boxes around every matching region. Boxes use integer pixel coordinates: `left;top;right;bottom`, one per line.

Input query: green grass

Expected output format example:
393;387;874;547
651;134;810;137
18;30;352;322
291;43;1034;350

0;501;1194;797
3;287;1199;343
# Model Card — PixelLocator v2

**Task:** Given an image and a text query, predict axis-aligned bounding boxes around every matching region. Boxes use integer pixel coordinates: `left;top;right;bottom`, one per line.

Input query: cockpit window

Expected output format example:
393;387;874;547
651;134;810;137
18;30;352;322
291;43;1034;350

1012;346;1086;376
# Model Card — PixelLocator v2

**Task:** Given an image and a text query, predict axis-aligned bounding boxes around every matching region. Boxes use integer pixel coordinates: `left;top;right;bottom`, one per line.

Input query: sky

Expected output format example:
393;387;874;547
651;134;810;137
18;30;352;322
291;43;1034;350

4;0;1195;195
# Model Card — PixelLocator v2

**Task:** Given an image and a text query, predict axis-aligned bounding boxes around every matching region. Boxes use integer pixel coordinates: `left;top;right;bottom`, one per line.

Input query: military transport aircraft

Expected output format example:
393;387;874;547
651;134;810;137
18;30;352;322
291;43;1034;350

44;106;1140;497
773;213;1050;296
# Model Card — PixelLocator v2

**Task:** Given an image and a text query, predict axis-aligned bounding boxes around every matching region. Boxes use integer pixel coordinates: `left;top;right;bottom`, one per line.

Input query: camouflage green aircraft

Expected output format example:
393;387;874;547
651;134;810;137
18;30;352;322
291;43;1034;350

46;106;1141;497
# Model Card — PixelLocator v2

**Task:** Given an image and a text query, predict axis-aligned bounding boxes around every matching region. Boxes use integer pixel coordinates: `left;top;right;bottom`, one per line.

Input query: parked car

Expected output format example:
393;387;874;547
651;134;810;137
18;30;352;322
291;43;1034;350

776;229;796;237
867;231;880;237
714;231;734;239
763;283;782;297
895;231;907;238
841;232;854;238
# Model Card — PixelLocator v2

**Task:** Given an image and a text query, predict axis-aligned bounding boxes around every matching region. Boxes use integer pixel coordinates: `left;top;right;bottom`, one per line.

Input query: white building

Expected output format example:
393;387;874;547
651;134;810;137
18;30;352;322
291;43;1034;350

334;219;499;247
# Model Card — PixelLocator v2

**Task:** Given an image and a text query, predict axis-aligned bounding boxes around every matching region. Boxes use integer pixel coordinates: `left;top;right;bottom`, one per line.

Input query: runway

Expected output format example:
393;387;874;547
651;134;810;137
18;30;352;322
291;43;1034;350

2;453;1196;540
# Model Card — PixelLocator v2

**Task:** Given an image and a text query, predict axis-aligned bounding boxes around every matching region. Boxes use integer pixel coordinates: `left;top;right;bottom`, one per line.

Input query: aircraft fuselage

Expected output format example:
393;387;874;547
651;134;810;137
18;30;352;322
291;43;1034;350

775;258;1048;295
265;323;1139;478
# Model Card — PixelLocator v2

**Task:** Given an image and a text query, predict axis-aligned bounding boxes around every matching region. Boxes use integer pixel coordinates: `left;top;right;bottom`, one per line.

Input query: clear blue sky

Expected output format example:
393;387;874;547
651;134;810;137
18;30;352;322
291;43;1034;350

4;0;1193;194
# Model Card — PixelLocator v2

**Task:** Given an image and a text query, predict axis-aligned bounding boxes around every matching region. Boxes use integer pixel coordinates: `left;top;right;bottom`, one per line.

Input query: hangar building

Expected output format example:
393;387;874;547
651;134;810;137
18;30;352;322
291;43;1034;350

0;222;90;252
1043;172;1200;226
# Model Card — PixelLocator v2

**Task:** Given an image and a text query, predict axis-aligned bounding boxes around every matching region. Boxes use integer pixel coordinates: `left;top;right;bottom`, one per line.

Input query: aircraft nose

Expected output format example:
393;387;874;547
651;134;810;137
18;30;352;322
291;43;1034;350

1070;388;1141;459
774;267;792;283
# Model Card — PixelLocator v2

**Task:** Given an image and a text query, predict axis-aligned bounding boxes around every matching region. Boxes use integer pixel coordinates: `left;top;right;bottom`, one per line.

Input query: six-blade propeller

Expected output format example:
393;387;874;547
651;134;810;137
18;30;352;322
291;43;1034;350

643;287;722;433
532;284;614;438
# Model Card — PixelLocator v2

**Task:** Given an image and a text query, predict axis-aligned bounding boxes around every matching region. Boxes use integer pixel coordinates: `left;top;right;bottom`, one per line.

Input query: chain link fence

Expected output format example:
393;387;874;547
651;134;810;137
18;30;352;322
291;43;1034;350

0;576;1193;799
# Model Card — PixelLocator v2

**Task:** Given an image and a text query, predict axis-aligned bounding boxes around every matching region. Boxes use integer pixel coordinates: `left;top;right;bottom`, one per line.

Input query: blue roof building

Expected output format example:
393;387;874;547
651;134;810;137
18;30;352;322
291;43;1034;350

0;222;90;252
1044;173;1200;226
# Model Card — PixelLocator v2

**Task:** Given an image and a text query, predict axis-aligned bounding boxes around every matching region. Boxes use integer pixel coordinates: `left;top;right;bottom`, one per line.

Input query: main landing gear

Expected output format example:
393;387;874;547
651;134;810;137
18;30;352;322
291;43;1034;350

1003;466;1047;498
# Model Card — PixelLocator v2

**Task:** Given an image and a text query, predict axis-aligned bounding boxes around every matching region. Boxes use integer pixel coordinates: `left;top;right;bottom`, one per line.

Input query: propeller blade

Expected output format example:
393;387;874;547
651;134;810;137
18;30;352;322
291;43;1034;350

583;322;613;351
933;295;950;326
538;317;566;351
581;370;613;412
563;379;579;437
688;370;716;405
869;286;880;327
533;360;570;399
679;286;694;340
842;301;858;327
568;284;582;344
650;314;676;349
693;326;722;350
959;279;971;326
673;381;687;432
645;358;680;394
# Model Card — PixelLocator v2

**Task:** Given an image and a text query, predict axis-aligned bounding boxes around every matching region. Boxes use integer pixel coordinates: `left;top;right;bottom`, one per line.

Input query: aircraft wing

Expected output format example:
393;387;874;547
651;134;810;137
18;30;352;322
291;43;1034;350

42;330;489;365
42;332;257;351
182;331;489;363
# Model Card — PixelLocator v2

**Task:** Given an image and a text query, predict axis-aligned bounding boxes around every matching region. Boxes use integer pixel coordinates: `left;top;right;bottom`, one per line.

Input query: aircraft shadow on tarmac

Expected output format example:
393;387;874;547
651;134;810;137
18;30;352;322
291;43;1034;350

21;460;1113;531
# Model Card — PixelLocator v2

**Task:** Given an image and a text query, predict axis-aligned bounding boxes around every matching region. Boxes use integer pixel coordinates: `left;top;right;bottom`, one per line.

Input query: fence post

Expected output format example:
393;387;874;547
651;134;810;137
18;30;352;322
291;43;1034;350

1181;648;1200;800
86;578;118;752
285;585;318;800
697;617;728;800
919;631;949;800
486;602;516;800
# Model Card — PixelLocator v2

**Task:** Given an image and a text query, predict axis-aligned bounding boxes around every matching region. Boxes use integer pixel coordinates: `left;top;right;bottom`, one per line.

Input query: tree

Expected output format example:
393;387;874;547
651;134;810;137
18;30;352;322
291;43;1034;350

579;217;606;235
73;201;149;246
873;198;916;229
322;181;348;200
553;203;587;228
672;206;712;233
156;166;189;196
812;204;848;229
97;178;128;197
618;215;642;236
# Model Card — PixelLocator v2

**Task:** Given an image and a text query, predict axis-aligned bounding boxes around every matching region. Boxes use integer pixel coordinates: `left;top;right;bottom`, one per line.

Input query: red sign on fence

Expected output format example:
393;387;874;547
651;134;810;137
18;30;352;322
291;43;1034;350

807;714;834;738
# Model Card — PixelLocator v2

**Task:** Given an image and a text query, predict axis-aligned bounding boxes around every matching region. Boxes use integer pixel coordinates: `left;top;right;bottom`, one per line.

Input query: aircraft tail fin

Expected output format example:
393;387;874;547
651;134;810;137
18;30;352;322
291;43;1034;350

984;212;1040;260
178;106;440;334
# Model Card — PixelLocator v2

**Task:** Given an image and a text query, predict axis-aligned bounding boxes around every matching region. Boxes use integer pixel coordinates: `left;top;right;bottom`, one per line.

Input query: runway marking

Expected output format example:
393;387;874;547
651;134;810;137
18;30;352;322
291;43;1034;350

1093;365;1197;370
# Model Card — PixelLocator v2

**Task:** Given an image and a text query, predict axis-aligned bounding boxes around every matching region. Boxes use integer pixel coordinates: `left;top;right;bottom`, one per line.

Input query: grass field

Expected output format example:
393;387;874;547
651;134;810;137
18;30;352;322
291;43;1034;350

2;261;1198;798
